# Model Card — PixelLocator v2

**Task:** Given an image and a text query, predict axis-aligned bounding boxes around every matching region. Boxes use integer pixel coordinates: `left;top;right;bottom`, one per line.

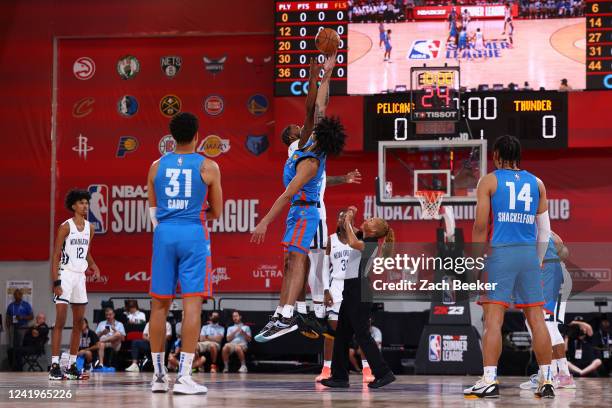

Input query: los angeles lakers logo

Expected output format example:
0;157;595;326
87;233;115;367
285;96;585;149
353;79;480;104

197;135;230;158
160;95;181;117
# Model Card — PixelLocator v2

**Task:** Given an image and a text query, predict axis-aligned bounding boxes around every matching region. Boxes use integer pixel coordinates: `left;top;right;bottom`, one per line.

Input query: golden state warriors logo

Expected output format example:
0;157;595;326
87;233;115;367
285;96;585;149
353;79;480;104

246;94;269;116
160;95;182;117
197;135;230;158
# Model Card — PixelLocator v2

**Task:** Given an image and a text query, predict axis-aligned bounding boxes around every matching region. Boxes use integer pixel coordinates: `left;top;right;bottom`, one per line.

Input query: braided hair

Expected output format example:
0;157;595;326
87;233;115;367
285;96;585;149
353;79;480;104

493;135;521;168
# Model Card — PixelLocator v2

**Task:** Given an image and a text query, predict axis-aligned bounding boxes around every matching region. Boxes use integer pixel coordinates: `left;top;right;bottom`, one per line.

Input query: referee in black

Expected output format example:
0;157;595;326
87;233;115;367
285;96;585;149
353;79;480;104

321;208;396;388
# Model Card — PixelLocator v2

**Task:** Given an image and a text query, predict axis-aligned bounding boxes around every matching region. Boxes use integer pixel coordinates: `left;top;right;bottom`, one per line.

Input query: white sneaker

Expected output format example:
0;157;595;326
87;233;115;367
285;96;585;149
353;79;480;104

173;375;208;395
463;377;499;398
519;373;539;390
238;365;248;373
126;363;140;372
151;372;169;393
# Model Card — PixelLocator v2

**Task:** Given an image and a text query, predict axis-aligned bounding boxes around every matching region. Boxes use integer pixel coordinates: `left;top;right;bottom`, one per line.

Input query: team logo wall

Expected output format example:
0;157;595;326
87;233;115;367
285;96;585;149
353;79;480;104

408;40;441;60
246;94;269;116
245;134;269;156
197;135;230;158
116;136;139;158
72;97;95;118
245;56;272;74
72;134;93;159
428;334;442;362
87;184;109;234
116;55;140;80
203;55;227;75
159;135;176;155
161;56;182;78
117;95;139;117
73;57;96;80
160;95;181;117
203;95;224;116
87;184;151;234
428;334;468;362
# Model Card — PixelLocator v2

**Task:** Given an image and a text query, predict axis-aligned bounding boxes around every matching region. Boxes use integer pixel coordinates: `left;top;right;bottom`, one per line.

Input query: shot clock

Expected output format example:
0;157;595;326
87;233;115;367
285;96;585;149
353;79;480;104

586;0;612;90
274;1;348;96
410;66;461;122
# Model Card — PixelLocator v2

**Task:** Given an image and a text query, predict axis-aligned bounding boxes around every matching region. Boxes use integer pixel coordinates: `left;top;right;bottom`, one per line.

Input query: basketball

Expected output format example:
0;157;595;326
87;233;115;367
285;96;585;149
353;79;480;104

315;28;340;55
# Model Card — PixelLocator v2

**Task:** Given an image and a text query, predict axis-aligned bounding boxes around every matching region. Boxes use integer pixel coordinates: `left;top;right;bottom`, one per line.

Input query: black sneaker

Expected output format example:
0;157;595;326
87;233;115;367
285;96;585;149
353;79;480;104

367;371;396;389
258;315;298;341
65;363;86;380
320;377;349;388
535;380;555;399
297;312;323;339
48;363;63;380
255;314;280;343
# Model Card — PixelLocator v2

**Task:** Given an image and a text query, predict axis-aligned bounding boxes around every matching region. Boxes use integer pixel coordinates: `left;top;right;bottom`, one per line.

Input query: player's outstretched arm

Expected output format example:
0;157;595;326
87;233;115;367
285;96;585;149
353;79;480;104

344;210;365;251
250;158;319;244
299;58;321;148
51;223;69;296
327;169;362;187
147;160;159;228
86;226;100;281
473;173;495;246
314;52;336;124
202;159;223;220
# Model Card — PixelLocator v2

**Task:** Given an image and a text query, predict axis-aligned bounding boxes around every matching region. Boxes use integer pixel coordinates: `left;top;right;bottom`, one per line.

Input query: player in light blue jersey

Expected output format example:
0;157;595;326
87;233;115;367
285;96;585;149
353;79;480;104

146;112;222;395
465;135;555;399
251;57;347;342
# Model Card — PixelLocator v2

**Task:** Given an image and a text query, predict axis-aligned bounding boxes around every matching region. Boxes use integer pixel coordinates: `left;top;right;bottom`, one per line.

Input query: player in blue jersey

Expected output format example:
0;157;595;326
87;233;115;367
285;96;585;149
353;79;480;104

457;28;468;59
146;112;222;395
251;58;347;342
464;135;555;399
383;29;392;62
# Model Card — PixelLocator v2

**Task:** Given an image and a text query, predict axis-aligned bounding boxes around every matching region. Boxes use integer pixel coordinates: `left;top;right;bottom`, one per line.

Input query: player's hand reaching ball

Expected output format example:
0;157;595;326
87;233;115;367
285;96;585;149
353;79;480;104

323;51;337;73
308;58;322;80
251;222;268;244
345;169;362;184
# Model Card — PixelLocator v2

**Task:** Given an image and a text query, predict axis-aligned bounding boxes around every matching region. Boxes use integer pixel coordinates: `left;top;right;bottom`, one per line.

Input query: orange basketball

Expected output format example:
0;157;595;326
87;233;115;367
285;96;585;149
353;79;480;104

315;28;340;55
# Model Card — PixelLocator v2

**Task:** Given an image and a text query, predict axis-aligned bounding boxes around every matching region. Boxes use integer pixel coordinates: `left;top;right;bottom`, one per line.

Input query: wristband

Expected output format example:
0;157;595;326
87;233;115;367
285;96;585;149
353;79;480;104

53;280;62;287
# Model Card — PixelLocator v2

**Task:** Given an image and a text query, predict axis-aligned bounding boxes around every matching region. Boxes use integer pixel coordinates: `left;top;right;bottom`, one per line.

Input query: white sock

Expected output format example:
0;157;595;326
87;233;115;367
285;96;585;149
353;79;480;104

551;358;559;375
152;352;165;375
314;303;326;319
281;304;294;319
60;352;69;369
69;354;77;366
483;366;497;382
296;301;307;315
539;365;553;381
557;358;570;376
52;356;59;365
362;360;370;368
178;352;195;378
274;306;283;316
324;360;331;368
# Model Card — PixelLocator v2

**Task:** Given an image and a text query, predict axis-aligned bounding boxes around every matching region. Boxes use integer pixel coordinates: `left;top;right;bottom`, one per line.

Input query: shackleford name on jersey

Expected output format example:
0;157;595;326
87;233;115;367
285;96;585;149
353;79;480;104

497;211;535;224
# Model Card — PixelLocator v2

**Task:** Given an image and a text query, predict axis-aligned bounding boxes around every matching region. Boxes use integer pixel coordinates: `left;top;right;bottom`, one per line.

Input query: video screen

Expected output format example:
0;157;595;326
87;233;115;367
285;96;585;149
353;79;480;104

347;1;586;93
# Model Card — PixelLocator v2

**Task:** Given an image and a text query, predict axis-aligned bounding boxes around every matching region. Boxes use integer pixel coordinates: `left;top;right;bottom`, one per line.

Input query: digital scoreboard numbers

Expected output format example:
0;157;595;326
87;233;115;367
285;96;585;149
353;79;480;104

410;67;461;121
275;1;348;96
586;0;612;89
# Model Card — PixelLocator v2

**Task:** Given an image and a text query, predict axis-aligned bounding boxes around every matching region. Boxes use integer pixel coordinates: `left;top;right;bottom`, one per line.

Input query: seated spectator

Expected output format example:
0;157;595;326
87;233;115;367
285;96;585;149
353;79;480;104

13;312;49;371
559;78;573;91
124;300;146;324
95;307;126;368
126;318;172;372
593;316;611;376
566;320;603;377
349;317;382;381
77;318;99;369
222;310;252;373
198;311;225;373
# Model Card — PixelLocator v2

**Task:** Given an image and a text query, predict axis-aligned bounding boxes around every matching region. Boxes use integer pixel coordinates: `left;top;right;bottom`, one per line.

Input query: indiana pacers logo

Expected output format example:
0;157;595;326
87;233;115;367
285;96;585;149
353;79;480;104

246;94;269;116
160;95;182;117
116;136;139;158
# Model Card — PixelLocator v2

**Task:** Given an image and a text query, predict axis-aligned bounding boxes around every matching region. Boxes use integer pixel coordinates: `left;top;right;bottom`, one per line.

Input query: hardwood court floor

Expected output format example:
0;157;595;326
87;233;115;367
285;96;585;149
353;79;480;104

0;372;610;407
348;18;586;93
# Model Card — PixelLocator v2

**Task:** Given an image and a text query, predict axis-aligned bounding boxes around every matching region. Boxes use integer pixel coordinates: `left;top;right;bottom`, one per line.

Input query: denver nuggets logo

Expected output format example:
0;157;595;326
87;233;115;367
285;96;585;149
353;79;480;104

160;95;181;117
116;136;139;158
196;135;230;158
246;94;269;116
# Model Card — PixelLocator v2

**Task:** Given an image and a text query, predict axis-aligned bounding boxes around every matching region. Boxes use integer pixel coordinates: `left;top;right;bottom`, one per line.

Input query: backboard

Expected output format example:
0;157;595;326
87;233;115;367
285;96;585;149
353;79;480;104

376;139;487;206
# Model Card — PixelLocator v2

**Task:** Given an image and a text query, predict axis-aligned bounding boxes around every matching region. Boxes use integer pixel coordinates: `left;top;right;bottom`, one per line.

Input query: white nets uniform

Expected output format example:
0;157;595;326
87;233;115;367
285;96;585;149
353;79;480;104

325;233;362;319
55;219;90;305
474;31;484;52
289;140;328;301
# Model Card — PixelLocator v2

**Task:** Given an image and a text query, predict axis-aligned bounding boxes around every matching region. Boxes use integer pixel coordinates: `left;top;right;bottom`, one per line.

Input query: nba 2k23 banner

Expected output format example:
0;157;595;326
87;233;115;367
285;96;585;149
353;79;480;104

54;36;282;293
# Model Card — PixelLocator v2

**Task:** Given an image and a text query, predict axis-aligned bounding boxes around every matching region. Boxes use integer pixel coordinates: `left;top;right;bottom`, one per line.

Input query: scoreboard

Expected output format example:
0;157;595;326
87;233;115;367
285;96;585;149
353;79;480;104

274;1;348;96
586;0;612;89
363;91;568;151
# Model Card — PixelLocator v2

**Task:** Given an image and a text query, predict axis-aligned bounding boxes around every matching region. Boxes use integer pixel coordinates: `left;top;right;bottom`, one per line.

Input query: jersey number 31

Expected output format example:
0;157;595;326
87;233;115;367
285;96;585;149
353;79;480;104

165;168;192;198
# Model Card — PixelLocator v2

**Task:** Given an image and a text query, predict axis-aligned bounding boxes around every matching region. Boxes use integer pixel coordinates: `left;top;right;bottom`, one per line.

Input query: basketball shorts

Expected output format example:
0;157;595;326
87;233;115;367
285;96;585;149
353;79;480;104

310;216;328;250
150;222;212;299
478;245;544;308
281;205;320;255
515;260;565;322
326;278;345;321
54;269;88;305
308;249;325;302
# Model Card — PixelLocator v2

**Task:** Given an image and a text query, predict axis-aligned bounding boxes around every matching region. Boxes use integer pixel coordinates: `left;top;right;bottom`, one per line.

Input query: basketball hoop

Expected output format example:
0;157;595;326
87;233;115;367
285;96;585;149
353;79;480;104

415;190;444;220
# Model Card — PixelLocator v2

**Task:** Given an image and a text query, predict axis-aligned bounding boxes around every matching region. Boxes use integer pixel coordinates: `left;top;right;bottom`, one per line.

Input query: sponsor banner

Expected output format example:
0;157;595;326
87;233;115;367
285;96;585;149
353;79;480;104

412;4;518;21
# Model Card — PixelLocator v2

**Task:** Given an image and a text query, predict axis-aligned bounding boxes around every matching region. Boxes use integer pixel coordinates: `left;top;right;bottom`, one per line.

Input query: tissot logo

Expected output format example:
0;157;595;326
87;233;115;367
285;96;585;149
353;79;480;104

124;271;150;282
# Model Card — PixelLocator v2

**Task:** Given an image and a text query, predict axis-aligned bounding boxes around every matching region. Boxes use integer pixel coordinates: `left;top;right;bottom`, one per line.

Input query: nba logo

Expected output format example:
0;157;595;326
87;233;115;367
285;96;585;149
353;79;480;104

87;184;109;234
429;334;442;362
408;40;441;60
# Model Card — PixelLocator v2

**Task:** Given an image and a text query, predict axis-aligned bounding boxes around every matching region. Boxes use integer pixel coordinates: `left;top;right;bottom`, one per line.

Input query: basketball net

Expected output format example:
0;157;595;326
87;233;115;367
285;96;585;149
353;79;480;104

415;190;444;220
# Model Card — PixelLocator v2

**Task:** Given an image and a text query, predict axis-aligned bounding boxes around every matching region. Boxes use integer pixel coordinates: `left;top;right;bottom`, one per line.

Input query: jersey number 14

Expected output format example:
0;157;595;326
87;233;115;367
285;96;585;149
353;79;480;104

505;181;533;211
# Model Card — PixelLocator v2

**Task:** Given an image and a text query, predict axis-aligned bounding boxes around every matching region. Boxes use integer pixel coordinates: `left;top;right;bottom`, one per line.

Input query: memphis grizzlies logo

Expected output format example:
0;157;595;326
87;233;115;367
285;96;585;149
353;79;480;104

408;40;441;60
87;184;109;234
245;135;269;156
